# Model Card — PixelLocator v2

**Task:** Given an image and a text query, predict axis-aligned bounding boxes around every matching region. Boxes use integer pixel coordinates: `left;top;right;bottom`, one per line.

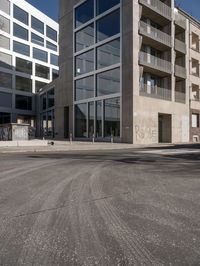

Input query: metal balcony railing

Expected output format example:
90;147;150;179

139;51;172;73
175;65;186;79
175;91;186;103
139;0;172;20
175;13;186;29
139;21;172;47
175;39;186;54
140;84;172;100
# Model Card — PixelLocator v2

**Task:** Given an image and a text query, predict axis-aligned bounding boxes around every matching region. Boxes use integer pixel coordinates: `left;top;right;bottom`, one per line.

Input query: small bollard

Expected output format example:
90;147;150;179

92;134;95;144
111;134;114;144
70;133;73;144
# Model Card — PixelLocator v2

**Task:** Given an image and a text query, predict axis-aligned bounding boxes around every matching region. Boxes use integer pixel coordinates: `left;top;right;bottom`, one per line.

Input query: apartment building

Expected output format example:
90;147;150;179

0;0;59;126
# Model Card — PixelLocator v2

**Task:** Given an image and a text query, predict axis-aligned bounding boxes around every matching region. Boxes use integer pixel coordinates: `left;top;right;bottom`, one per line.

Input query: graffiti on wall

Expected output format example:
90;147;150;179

0;126;12;141
135;125;157;142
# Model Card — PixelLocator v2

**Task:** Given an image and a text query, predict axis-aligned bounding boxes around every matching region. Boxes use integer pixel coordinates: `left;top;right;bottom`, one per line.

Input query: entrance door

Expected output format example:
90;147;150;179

158;114;172;143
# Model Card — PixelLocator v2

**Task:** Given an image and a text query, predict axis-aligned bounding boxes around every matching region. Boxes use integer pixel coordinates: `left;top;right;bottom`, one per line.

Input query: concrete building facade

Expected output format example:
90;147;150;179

0;0;59;126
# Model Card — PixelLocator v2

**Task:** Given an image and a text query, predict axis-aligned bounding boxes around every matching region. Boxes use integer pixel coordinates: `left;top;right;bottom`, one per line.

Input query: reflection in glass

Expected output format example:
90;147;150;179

96;101;102;137
31;16;44;34
97;68;120;96
35;64;50;79
46;26;57;42
13;41;30;56
13;5;28;25
96;0;120;15
13;23;28;40
76;23;94;52
75;0;94;28
31;33;44;47
35;81;47;93
75;103;87;138
104;97;120;137
16;57;32;75
75;76;94;101
33;48;48;62
75;50;94;76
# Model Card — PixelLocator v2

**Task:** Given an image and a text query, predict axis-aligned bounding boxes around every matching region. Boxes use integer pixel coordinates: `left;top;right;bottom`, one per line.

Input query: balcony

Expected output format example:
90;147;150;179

175;13;186;29
139;21;172;47
175;91;186;103
139;0;172;20
140;84;172;101
175;39;186;54
139;52;172;74
175;65;186;79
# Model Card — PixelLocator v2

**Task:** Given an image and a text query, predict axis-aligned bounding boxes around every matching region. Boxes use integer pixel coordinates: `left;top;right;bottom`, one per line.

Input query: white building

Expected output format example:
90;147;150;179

0;0;59;126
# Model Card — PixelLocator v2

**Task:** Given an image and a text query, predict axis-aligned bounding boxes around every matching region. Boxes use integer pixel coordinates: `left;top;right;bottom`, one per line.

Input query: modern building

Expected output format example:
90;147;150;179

0;0;59;126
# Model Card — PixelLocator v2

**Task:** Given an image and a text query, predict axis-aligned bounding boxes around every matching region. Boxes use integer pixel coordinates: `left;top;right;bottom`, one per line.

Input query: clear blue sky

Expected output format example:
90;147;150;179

26;0;200;23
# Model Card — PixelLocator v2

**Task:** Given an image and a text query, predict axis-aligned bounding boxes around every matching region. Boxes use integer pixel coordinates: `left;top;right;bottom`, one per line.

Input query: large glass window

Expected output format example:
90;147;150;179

52;69;59;80
75;103;87;138
0;15;10;33
35;81;47;93
0;52;12;69
0;0;10;15
97;38;120;69
31;33;44;47
76;23;94;52
75;0;94;28
16;95;32;110
46;41;57;52
0;35;10;50
16;57;32;75
75;50;94;76
50;54;58;66
97;9;120;42
97;68;120;96
13;41;30;56
88;101;94;137
104;97;120;137
47;89;54;108
75;76;94;101
46;26;57;42
0;92;12;108
35;64;50;79
96;101;102;137
16;76;32;92
0;71;12;89
13;23;28;41
13;5;28;25
96;0;120;15
33;48;48;62
31;16;44;34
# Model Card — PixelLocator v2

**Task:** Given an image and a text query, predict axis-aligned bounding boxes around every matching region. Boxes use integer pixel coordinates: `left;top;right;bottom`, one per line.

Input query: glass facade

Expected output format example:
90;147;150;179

16;57;32;75
74;0;121;139
0;71;12;89
35;81;47;93
13;5;28;25
31;33;44;47
13;41;30;56
46;26;57;42
33;48;48;62
46;41;57;52
13;23;28;41
31;16;44;34
50;54;58;66
35;64;50;79
16;76;32;92
16;95;32;110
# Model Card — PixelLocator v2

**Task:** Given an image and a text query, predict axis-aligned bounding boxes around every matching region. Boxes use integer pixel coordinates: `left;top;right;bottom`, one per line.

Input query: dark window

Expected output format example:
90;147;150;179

46;41;57;52
96;101;102;137
13;5;28;25
97;68;120;96
75;103;87;137
0;71;12;89
50;54;58;66
0;92;12;108
13;41;30;56
104;97;120;137
75;23;94;52
16;76;32;92
97;38;120;69
75;0;94;28
0;112;11;124
40;94;46;110
31;33;44;47
35;64;50;79
75;50;94;76
52;69;59;80
31;16;44;34
35;81;47;93
16;95;32;110
75;76;94;101
46;26;57;41
96;0;120;15
33;48;48;62
16;57;32;75
88;101;94;137
47;89;54;108
97;9;120;42
13;23;28;40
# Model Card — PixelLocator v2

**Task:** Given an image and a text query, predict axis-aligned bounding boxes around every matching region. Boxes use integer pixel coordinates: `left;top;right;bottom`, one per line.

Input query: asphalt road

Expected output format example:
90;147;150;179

0;147;200;266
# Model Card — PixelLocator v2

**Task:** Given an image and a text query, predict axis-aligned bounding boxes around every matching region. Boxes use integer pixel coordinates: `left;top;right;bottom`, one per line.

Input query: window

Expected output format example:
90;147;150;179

0;0;10;15
0;15;10;33
13;41;30;56
75;76;94;101
75;50;94;76
47;89;54;108
96;101;102;137
16;58;32;75
13;23;28;41
104;97;120;137
35;81;47;93
75;23;94;52
52;69;59;80
97;38;120;69
0;52;12;69
192;114;199;128
16;76;32;92
13;5;28;25
75;103;87;137
0;71;12;89
97;9;120;42
46;41;57;52
0;92;12;108
75;0;94;28
41;94;46;110
0;35;10;50
88;102;94;137
31;33;44;47
0;112;11;124
50;54;58;66
97;68;120;96
35;64;50;79
31;16;44;34
33;48;48;62
96;0;120;15
46;26;57;42
16;95;32;110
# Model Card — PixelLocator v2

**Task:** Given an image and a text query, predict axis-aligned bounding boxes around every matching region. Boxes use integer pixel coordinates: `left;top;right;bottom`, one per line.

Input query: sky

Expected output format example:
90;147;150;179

26;0;200;23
